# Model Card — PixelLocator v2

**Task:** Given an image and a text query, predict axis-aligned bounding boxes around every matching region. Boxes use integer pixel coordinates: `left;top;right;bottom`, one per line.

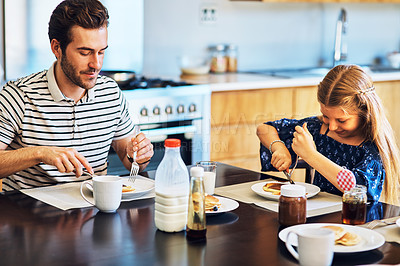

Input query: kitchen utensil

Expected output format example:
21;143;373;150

365;216;399;229
83;170;97;178
99;70;136;86
283;156;298;184
129;126;141;184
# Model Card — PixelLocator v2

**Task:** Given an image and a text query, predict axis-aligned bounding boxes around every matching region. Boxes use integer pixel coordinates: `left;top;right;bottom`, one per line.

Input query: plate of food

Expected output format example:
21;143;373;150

251;180;320;201
205;195;239;215
279;223;385;253
86;176;154;200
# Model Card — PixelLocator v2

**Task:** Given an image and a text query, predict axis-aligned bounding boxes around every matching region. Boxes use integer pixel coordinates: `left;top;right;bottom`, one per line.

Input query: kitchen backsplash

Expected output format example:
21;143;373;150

142;0;400;75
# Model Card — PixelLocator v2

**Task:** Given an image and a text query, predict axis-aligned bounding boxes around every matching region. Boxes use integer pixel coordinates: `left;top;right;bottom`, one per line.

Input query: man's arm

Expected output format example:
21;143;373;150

0;143;93;178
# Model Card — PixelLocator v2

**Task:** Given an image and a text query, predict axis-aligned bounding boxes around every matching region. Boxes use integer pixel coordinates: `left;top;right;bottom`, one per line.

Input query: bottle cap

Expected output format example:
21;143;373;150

164;138;181;148
281;184;306;197
190;166;204;177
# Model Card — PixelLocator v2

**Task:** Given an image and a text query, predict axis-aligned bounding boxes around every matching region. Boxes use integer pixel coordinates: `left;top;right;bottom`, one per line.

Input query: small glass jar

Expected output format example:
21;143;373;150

342;185;367;225
279;184;307;226
225;44;238;72
210;44;227;73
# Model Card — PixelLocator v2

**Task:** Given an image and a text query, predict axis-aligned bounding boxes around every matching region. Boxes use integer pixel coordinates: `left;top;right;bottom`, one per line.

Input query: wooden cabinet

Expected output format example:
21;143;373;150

210;81;400;172
375;81;400;144
231;0;400;2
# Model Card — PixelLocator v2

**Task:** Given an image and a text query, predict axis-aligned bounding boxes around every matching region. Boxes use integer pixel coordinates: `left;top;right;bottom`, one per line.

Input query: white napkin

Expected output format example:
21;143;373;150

21;177;155;211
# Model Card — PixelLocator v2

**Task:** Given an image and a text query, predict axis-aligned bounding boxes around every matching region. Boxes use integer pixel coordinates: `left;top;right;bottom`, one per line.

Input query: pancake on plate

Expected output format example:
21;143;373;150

322;225;361;246
263;182;284;195
335;232;361;246
205;194;221;211
122;184;135;193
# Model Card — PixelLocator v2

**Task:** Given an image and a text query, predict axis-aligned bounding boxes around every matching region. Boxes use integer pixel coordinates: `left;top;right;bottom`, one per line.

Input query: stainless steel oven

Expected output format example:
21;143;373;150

107;84;211;174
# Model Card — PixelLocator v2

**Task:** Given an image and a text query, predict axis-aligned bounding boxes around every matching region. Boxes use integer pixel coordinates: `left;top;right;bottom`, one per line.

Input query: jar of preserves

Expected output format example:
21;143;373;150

226;44;238;72
279;184;307;226
342;185;367;225
210;44;227;73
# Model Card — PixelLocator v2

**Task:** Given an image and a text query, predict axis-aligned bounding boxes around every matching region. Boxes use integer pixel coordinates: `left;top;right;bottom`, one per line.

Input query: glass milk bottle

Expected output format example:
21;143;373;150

186;166;206;240
155;139;190;232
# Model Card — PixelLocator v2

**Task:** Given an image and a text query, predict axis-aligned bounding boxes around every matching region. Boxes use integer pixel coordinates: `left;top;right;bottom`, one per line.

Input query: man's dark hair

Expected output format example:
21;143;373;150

48;0;109;52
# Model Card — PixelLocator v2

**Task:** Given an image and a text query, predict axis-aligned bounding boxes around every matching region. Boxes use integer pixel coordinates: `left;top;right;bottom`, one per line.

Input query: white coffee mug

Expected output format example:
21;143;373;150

286;228;334;266
196;161;217;195
80;175;122;213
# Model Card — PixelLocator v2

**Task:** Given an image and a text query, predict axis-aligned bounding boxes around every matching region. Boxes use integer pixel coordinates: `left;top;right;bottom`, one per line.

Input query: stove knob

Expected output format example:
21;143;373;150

188;103;196;112
153;106;161;115
140;107;148;116
165;105;173;114
177;104;185;114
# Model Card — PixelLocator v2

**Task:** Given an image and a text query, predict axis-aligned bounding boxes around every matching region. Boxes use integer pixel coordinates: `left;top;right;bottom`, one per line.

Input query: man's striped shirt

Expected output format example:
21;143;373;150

0;62;134;191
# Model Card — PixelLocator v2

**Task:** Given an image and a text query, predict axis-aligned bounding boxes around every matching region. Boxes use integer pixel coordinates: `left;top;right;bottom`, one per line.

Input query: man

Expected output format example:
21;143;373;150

0;0;153;191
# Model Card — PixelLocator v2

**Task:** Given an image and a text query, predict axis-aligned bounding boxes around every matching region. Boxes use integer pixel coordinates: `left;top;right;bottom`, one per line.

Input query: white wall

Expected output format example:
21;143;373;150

142;0;400;75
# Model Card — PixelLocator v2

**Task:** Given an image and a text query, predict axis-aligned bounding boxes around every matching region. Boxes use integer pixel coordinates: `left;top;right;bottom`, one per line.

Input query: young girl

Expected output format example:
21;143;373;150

257;64;400;205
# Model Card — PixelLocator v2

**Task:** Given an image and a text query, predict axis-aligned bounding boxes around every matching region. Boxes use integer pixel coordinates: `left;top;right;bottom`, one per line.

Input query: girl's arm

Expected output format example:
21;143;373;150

256;123;292;172
292;123;352;192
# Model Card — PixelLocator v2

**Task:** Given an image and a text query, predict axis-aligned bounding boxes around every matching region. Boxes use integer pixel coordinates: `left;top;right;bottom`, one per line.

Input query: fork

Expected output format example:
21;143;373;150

366;216;399;229
129;150;140;183
283;155;299;185
128;126;140;184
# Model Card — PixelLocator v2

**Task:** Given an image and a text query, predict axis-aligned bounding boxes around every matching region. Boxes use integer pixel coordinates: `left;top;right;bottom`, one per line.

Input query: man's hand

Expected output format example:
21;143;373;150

39;147;92;177
127;133;154;165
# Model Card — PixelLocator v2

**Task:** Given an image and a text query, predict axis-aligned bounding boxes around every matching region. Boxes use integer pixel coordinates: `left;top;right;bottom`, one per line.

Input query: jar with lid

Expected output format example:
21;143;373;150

154;138;190;232
342;185;367;225
186;166;207;240
278;184;307;226
210;44;227;73
226;44;238;72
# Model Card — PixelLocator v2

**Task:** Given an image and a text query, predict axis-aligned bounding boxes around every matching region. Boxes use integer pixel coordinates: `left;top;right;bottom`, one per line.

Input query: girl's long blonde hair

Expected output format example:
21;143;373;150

318;64;400;205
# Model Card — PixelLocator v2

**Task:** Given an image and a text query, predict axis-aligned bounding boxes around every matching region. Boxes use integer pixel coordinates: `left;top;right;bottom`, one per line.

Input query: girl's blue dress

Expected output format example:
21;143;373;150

260;116;384;202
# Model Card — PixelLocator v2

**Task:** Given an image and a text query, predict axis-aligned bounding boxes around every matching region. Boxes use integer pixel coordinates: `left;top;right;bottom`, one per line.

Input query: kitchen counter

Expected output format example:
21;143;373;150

179;71;400;92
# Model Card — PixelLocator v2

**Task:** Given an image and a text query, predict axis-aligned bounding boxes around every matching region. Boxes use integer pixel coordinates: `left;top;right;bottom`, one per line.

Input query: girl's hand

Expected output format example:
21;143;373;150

292;123;316;160
270;143;292;171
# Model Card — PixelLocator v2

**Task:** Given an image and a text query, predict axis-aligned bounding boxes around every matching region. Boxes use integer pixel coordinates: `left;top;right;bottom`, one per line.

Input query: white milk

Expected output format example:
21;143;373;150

155;191;188;232
203;171;216;195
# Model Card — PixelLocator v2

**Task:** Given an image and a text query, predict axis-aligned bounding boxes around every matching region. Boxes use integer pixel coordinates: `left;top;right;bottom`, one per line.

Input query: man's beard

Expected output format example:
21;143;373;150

60;55;98;90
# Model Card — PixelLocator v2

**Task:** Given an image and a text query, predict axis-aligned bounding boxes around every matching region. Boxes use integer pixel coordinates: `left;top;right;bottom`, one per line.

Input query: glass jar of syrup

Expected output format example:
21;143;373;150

342;185;367;225
279;184;307;226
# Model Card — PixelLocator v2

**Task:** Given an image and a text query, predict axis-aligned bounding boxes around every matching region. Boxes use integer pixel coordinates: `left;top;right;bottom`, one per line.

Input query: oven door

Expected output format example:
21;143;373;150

107;119;204;174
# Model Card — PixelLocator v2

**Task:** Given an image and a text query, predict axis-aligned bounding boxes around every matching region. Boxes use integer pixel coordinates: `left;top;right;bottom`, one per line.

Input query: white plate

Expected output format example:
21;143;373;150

86;176;154;200
396;218;400;227
206;196;239;215
279;223;385;253
251;181;320;201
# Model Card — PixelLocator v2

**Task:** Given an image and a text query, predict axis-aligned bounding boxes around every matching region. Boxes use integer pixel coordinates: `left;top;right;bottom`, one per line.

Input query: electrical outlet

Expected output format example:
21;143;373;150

199;6;217;25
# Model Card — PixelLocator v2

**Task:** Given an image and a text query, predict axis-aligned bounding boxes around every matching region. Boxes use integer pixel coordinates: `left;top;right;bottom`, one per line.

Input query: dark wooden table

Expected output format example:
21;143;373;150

1;163;400;265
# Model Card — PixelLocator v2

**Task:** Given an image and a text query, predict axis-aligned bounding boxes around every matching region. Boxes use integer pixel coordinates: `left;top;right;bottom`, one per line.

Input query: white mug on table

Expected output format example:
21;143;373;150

285;228;334;266
196;161;217;195
80;175;123;213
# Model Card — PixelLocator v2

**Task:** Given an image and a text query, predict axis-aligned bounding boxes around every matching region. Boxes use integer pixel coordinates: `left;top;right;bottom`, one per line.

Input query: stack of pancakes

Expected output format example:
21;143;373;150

322;225;361;246
263;182;284;195
205;194;221;211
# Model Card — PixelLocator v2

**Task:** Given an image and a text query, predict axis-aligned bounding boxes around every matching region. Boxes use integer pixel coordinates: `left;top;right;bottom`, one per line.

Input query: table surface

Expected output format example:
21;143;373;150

1;163;400;266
